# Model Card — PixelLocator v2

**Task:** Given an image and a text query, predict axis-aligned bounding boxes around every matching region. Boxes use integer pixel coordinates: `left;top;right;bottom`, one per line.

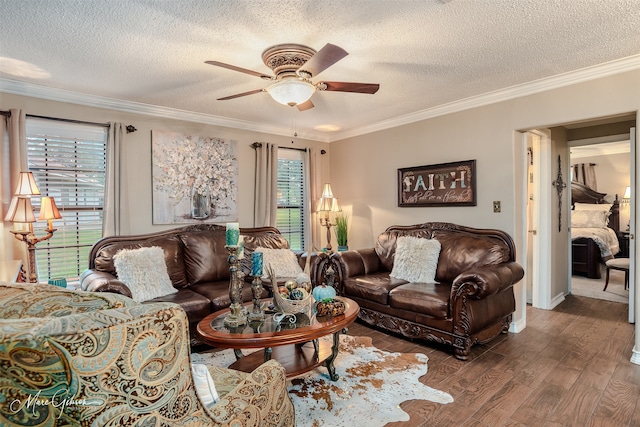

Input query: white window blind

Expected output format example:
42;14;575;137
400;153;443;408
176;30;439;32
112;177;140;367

277;149;305;251
26;118;107;282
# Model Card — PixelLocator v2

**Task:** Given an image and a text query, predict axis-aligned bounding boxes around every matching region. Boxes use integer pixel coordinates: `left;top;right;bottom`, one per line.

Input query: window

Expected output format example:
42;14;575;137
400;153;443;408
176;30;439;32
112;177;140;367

26;118;108;282
276;149;306;251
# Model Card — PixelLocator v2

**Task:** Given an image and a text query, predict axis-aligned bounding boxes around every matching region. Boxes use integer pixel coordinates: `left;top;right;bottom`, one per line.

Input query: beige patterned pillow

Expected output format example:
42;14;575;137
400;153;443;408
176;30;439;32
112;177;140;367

571;209;609;228
113;246;177;302
255;247;303;279
390;236;441;283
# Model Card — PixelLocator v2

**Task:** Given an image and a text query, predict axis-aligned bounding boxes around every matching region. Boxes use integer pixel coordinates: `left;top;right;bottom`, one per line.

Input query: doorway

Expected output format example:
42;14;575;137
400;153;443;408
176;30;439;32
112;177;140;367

523;114;636;321
569;139;631;306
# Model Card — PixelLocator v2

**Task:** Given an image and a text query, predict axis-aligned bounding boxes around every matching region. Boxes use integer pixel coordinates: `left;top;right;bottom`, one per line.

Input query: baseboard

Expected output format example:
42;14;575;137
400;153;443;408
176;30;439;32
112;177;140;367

631;346;640;365
549;293;566;310
509;317;526;333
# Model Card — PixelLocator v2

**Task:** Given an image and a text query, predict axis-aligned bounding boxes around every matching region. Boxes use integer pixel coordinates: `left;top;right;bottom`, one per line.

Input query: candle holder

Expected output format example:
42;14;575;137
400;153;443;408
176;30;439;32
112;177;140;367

248;275;265;322
224;245;247;328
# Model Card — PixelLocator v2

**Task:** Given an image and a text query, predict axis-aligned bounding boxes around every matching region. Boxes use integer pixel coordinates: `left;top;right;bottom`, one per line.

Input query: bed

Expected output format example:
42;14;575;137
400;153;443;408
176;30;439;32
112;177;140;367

571;181;620;279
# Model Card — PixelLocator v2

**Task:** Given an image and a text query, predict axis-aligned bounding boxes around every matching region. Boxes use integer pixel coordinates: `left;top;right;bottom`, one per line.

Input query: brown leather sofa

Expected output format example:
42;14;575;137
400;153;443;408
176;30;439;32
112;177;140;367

80;224;300;328
331;222;524;360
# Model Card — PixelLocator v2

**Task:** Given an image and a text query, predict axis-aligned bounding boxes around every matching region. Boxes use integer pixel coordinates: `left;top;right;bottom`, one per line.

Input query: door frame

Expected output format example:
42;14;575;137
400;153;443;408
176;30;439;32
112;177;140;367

523;129;554;310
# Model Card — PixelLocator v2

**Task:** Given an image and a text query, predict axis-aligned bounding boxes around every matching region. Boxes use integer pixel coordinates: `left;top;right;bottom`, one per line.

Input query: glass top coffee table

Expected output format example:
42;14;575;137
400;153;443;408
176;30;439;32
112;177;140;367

196;297;359;380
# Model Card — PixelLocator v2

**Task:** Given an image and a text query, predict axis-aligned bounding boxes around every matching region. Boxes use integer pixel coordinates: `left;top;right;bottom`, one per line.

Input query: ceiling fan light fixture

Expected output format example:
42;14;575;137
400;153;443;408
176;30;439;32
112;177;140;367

266;79;316;107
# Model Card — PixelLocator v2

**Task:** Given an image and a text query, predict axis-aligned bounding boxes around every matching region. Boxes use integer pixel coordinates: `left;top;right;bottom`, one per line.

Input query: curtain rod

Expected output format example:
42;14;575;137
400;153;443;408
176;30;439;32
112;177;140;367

27;114;110;128
251;142;307;152
2;111;137;132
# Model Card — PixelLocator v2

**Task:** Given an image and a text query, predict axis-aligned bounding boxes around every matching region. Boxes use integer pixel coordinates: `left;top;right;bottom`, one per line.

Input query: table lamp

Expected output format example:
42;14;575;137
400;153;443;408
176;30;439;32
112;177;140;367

317;183;341;252
5;172;62;283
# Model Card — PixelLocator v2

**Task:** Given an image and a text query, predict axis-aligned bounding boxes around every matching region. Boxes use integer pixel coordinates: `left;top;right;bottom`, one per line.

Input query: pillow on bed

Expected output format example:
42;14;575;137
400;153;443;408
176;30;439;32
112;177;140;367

571;209;609;228
574;202;612;212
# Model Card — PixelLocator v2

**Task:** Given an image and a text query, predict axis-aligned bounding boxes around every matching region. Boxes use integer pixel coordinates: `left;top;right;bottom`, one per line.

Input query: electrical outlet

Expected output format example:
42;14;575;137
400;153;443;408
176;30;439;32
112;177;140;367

493;201;501;213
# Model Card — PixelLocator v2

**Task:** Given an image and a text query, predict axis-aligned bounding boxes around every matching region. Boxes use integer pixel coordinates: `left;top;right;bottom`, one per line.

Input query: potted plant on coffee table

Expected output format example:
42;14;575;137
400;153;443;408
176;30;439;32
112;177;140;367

335;213;349;252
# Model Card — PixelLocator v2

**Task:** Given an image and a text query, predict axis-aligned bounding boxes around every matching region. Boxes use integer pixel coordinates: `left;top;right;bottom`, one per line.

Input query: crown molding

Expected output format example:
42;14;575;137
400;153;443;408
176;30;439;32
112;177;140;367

2;54;639;143
0;79;328;142
332;54;640;142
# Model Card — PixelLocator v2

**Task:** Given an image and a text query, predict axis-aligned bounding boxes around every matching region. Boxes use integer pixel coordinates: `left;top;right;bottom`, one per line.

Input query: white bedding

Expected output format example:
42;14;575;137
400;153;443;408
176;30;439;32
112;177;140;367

571;227;620;260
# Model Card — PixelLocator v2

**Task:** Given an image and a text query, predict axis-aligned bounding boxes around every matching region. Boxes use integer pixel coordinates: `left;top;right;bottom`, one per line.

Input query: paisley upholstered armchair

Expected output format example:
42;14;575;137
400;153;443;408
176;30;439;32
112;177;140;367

0;282;294;426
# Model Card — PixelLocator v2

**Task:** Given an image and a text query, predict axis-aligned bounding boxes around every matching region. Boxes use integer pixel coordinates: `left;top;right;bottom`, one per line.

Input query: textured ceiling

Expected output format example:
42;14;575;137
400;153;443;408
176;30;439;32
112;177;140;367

1;0;639;142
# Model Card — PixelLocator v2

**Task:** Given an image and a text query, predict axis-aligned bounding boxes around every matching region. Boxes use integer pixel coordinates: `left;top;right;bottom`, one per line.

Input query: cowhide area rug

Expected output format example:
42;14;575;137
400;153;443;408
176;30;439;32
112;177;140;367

192;335;453;427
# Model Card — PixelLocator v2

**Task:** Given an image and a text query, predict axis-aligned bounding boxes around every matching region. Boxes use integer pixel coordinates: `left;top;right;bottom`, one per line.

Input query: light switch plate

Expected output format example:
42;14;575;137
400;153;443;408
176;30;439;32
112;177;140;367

493;201;501;213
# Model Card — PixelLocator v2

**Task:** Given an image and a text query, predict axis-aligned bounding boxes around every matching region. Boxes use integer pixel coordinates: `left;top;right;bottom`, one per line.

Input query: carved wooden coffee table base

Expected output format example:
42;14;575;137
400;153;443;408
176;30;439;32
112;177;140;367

197;298;359;380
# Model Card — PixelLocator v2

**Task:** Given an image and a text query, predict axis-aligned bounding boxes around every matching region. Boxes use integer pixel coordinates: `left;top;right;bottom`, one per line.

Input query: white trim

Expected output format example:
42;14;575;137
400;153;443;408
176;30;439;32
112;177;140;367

335;55;640;142
531;130;553;309
509;317;526;333
549;293;566;310
0;79;328;142
2;54;639;143
631;346;640;365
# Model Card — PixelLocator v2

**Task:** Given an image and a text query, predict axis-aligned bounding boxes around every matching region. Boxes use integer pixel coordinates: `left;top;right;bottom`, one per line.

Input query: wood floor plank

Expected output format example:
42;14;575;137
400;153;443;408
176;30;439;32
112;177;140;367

507;382;566;425
346;295;639;427
545;384;601;426
574;354;620;392
469;380;534;426
587;377;640;427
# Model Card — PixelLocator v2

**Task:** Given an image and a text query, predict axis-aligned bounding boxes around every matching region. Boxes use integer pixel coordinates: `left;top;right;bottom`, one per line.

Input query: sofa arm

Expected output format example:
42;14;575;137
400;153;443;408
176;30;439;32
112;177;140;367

335;247;382;277
79;269;133;298
451;262;525;300
206;360;295;426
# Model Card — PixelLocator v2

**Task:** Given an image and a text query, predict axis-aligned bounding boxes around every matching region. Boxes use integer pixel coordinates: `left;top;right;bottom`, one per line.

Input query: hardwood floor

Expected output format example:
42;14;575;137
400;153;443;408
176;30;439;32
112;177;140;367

346;295;640;427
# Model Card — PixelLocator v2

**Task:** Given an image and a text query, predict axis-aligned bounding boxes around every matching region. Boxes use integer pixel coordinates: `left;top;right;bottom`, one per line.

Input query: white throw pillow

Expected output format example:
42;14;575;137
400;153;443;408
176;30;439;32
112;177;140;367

390;236;441;283
256;247;303;279
571;209;609;228
113;246;177;302
191;363;219;408
573;202;612;212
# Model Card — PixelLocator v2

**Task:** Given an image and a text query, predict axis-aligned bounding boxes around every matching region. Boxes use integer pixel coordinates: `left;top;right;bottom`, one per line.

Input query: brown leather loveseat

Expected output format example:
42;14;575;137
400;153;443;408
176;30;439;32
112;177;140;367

332;222;524;360
80;224;299;328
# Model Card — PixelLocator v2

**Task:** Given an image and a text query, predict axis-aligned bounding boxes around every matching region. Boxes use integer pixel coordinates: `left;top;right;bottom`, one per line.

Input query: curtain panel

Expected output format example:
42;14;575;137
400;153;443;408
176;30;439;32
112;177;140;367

253;142;278;227
571;162;597;190
305;148;321;253
103;123;130;236
0;109;28;263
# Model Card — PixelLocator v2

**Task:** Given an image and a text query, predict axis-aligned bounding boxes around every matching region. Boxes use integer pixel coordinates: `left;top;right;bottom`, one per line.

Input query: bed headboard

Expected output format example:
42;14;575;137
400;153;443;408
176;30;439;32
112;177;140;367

570;181;620;231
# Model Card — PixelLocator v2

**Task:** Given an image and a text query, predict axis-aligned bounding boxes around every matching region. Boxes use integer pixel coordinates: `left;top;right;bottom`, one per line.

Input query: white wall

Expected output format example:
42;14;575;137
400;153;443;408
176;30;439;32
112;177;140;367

330;70;640;252
330;69;639;329
0;93;332;236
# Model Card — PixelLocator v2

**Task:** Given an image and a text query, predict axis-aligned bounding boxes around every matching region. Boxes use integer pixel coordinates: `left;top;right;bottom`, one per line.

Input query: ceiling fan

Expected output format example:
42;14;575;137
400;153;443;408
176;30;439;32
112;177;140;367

206;43;380;111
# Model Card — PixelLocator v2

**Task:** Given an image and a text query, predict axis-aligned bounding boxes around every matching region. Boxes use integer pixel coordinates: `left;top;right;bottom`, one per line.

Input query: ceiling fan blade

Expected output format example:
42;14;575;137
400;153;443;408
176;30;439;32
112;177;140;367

319;81;380;94
296;99;314;111
205;61;273;80
298;43;348;77
217;89;264;100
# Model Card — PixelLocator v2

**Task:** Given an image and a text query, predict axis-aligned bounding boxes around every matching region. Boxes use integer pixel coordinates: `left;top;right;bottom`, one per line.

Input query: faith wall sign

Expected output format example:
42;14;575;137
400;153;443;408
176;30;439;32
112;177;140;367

398;159;476;207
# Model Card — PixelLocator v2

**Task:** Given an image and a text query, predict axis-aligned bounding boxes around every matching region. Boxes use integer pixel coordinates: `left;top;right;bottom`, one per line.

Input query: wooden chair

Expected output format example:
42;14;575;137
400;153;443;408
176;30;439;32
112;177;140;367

604;258;630;291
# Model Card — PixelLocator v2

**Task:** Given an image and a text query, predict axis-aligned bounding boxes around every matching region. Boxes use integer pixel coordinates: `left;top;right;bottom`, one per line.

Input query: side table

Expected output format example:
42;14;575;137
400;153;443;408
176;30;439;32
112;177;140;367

617;231;630;258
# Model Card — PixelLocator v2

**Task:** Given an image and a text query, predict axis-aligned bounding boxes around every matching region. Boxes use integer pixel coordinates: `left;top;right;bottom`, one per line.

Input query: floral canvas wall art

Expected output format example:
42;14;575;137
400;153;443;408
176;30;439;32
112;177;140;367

152;131;238;224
